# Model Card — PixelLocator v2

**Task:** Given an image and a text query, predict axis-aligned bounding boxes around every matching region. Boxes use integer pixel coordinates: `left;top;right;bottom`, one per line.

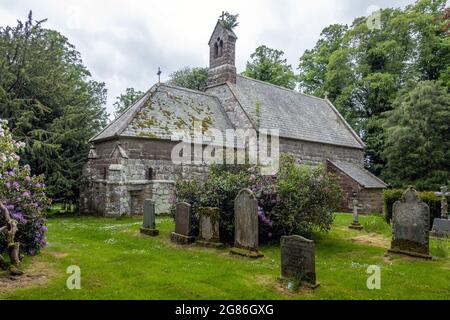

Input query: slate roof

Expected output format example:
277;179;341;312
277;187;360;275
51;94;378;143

90;84;234;143
330;160;387;189
227;75;364;149
91;76;365;150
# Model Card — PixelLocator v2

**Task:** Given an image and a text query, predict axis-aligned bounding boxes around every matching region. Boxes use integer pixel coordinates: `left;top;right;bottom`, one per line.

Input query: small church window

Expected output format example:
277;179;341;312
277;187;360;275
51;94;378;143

148;168;154;180
103;167;107;180
214;43;219;58
218;40;224;57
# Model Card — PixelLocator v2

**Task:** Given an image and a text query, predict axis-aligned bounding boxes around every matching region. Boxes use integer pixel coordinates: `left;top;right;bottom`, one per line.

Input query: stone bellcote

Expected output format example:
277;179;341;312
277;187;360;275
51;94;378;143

207;20;237;87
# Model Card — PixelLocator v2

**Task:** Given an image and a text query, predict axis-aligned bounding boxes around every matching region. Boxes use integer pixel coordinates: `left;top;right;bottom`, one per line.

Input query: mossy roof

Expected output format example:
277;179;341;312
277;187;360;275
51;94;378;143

90;83;234;143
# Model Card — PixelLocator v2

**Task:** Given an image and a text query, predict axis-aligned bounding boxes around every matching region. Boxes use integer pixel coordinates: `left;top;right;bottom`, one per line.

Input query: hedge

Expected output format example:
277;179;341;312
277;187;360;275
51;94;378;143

383;189;442;229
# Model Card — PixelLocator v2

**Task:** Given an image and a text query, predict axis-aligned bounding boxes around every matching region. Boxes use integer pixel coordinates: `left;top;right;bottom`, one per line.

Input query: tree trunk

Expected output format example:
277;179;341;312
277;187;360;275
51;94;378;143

0;201;23;275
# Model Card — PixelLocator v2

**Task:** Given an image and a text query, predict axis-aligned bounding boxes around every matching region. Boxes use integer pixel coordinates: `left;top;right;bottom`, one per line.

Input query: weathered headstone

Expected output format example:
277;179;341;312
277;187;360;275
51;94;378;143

197;207;223;247
171;202;195;244
349;199;363;230
431;186;450;238
230;189;263;258
388;188;432;259
280;235;319;289
140;200;159;236
435;186;449;219
431;219;450;238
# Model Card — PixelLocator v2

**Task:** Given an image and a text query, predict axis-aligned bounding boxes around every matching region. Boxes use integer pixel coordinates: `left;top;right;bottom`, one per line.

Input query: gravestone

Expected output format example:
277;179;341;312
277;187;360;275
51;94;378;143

140;200;159;236
171;202;195;245
348;199;363;230
230;189;263;258
431;219;450;238
435;186;449;219
388;188;432;259
431;186;450;238
280;235;319;289
197;207;223;247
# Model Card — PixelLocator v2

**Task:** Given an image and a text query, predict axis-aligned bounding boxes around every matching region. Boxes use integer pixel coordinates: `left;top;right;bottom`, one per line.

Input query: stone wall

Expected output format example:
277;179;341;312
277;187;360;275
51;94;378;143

207;21;237;86
280;137;364;166
358;188;384;214
82;134;370;216
327;161;384;214
80;137;210;216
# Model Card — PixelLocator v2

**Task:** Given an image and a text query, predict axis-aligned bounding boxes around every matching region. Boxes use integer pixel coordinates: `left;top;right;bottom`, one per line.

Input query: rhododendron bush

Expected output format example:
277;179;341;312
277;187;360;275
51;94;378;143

0;120;50;260
174;154;342;244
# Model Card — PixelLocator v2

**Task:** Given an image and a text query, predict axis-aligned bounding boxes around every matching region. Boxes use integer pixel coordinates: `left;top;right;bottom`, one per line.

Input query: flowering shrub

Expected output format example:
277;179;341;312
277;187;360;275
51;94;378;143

173;164;251;243
268;154;342;237
0;120;50;256
174;155;342;244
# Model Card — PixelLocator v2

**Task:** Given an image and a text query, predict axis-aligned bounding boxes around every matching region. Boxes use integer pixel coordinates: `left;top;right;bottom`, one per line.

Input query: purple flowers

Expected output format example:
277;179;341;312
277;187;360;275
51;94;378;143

12;211;27;224
1;122;50;256
257;206;274;227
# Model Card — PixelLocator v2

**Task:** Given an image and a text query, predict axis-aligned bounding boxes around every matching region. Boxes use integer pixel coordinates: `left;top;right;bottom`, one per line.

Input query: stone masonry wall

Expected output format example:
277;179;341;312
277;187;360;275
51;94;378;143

80;137;210;216
280;138;364;166
327;161;384;214
82;134;369;216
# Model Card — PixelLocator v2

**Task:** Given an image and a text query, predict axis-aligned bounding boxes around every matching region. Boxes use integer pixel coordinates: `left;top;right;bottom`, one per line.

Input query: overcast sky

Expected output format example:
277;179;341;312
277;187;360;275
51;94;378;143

0;0;416;117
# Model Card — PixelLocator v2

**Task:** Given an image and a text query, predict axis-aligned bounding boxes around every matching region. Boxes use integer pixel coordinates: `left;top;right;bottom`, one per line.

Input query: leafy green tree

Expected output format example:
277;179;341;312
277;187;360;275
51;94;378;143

298;24;348;97
244;45;297;90
298;0;449;179
0;12;108;204
167;67;208;92
113;88;144;118
382;81;450;190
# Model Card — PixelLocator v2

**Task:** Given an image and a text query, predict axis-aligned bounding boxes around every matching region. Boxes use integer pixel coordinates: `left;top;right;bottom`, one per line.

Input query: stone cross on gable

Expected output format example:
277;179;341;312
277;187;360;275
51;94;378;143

220;11;226;21
435;186;450;219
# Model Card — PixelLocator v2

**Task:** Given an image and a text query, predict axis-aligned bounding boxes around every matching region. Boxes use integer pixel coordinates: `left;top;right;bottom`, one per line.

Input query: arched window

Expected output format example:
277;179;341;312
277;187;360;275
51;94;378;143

214;43;219;58
218;40;224;57
148;168;154;180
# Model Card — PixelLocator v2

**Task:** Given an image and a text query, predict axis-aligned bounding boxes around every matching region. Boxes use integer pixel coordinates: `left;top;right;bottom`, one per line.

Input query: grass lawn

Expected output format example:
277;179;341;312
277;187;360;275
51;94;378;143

0;214;449;300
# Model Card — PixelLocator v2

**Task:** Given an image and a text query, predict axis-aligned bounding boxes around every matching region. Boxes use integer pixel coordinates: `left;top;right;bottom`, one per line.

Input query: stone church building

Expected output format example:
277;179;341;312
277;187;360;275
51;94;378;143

80;19;386;216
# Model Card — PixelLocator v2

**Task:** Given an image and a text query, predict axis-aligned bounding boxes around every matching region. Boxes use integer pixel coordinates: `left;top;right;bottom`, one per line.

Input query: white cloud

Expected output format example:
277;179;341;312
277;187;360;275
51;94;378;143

0;0;415;117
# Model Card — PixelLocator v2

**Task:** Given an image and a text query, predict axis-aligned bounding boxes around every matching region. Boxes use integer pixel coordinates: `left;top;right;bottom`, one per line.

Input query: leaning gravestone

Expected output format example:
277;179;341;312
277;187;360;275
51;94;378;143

230;189;263;258
171;202;195;245
388;188;432;259
140;200;159;236
197;207;223;247
280;235;319;289
431;186;450;238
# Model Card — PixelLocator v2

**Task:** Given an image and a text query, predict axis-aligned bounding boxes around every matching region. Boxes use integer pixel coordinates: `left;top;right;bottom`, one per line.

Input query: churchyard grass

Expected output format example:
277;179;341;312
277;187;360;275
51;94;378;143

1;214;448;300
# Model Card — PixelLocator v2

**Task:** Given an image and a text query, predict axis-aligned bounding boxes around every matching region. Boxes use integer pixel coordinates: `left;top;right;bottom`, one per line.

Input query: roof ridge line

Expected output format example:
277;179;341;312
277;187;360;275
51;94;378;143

237;74;328;102
159;82;219;98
